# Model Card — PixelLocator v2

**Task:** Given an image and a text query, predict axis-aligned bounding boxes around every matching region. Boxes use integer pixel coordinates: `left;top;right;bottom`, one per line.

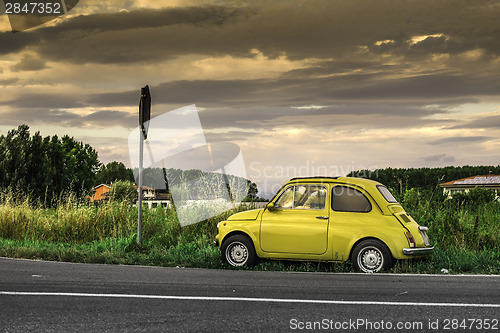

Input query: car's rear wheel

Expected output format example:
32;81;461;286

351;239;393;273
221;235;257;267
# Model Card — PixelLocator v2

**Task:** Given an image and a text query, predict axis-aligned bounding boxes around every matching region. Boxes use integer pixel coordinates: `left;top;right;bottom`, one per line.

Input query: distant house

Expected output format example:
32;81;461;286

134;185;156;199
90;184;112;202
134;186;172;209
440;175;500;199
91;184;169;206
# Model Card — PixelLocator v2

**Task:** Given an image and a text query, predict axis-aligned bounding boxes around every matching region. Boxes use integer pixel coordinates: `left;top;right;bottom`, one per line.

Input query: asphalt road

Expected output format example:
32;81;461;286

1;257;499;332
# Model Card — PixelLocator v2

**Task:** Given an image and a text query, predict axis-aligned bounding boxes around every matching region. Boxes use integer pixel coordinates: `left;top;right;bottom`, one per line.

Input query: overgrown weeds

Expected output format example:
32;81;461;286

0;188;499;274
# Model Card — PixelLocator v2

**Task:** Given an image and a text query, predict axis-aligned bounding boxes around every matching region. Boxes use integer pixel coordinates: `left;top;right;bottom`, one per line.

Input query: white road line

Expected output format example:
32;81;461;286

1;291;499;308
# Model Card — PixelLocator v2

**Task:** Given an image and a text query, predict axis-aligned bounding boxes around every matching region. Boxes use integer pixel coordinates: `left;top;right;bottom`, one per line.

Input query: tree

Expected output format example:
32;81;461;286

0;125;100;204
349;165;500;190
243;181;259;201
95;161;134;185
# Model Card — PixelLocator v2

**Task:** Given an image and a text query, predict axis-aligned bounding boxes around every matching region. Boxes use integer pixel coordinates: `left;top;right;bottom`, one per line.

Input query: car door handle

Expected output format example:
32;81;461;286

316;216;329;220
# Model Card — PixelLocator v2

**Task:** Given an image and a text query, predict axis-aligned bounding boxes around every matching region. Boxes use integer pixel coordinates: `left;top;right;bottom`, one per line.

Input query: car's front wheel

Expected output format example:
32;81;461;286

221;235;257;267
351;239;393;273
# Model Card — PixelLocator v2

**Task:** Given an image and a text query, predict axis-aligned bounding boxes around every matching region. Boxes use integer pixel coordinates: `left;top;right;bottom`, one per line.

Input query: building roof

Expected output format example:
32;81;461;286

134;185;154;190
92;184;112;190
440;175;500;187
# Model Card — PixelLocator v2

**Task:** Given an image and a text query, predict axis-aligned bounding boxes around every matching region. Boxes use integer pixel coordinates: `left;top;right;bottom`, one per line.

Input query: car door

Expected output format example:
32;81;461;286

260;183;329;254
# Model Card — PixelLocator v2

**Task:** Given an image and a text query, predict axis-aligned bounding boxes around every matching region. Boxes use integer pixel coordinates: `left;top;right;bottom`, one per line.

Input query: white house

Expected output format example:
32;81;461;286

440;175;500;199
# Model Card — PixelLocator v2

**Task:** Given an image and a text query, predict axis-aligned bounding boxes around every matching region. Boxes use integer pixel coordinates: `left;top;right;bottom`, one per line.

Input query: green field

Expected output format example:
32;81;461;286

0;188;499;274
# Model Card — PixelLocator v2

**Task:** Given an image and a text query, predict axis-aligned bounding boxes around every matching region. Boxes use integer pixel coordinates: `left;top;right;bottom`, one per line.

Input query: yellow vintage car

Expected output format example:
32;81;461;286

215;177;433;272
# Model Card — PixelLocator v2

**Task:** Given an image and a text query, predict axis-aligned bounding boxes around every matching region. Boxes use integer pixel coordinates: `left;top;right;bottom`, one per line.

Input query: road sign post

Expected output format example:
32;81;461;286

137;85;151;245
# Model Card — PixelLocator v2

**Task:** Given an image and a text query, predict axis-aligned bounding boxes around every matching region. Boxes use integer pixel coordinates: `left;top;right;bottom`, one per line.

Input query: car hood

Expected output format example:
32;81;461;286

227;208;263;221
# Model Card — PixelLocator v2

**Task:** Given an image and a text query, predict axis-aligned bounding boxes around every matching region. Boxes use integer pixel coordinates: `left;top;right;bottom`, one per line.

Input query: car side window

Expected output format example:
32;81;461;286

274;185;327;210
294;185;326;209
331;186;371;212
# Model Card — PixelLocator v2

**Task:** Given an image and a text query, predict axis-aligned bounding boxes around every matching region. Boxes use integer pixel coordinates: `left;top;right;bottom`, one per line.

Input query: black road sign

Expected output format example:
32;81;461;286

139;85;151;139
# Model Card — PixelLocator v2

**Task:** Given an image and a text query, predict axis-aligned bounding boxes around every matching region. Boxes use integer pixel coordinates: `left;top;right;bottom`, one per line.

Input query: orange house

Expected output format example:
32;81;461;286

90;184;112;201
90;184;156;202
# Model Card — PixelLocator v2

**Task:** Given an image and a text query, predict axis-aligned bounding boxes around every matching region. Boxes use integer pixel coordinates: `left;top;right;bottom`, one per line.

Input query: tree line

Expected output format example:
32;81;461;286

348;165;500;194
0;125;99;203
0;125;260;204
134;167;260;201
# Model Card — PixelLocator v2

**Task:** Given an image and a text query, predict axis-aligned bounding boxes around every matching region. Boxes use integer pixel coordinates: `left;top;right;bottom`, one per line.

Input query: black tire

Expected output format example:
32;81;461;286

221;235;257;267
351;239;393;273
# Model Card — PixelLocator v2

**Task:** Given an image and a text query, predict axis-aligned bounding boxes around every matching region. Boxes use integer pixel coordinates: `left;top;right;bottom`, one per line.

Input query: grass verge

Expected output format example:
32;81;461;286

1;237;499;275
0;190;499;274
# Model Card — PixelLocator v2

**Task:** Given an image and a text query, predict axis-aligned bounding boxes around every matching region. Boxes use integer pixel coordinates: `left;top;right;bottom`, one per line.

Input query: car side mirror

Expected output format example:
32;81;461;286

266;202;276;211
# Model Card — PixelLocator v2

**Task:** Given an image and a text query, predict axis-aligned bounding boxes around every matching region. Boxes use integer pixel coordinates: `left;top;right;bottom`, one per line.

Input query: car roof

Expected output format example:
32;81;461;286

280;176;395;215
286;176;383;187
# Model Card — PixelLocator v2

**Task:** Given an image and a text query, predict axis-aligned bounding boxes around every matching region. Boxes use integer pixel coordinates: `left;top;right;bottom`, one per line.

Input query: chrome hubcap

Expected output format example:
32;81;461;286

359;247;383;272
227;242;248;266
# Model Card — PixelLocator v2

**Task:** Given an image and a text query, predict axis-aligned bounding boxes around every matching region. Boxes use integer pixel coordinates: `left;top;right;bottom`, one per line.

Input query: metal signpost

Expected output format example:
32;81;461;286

137;85;151;245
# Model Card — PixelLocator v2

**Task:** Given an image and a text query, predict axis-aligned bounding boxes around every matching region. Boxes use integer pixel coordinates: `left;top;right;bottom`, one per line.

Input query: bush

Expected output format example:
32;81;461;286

450;187;496;207
108;180;136;203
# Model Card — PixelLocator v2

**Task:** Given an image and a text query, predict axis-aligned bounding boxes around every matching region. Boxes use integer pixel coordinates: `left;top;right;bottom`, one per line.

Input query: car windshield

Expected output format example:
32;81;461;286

377;185;399;203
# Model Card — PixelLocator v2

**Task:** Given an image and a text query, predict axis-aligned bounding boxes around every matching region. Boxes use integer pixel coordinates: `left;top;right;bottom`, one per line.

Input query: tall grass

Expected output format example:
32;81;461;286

400;187;500;251
0;197;137;244
0;187;499;274
0;188;252;267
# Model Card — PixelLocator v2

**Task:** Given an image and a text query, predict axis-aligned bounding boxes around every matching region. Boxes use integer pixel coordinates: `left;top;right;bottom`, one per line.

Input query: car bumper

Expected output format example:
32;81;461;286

213;237;219;247
403;246;434;255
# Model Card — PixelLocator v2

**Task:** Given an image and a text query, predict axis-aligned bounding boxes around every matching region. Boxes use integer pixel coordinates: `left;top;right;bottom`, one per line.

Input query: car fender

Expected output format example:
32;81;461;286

219;221;260;251
330;225;409;261
348;229;410;260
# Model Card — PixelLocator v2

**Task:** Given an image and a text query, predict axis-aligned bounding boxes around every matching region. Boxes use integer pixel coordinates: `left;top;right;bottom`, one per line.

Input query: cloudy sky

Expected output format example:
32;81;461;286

1;0;500;196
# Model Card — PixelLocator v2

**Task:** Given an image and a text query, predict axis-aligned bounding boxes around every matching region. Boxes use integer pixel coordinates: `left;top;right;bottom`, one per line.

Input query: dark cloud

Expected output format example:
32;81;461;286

81;65;499;138
0;108;79;126
0;78;19;85
3;0;500;65
304;104;442;117
68;110;136;128
327;74;500;101
85;85;453;131
190;104;450;132
198;106;300;129
204;130;260;142
428;136;491;145
11;55;48;72
409;36;462;55
281;60;398;79
448;114;500;129
0;107;134;129
0;31;40;55
22;6;254;64
86;79;283;107
86;82;453;129
422;154;456;163
369;35;479;58
1;93;84;109
86;71;498;111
